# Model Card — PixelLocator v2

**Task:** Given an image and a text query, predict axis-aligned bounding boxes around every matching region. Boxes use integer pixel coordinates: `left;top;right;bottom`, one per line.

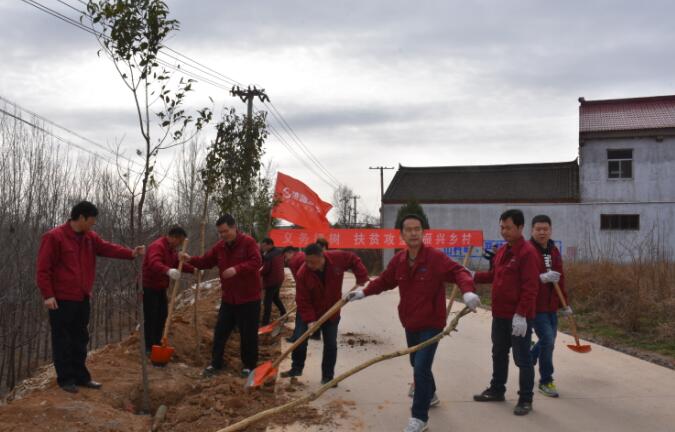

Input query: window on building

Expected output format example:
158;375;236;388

607;149;633;179
600;214;640;230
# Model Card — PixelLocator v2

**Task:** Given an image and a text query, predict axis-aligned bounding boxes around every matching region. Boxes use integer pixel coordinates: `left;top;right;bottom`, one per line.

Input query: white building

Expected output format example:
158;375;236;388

382;95;675;265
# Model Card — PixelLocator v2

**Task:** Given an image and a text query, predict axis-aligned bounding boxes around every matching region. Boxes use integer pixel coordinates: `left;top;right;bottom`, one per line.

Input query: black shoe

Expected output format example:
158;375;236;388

78;380;102;390
280;368;303;378
202;365;222;378
285;337;296;343
514;401;532;416
473;388;505;402
60;383;79;394
321;377;337;388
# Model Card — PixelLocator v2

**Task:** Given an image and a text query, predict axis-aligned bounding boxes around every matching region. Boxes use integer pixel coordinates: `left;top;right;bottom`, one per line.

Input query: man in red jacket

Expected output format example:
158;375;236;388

472;209;540;416
280;243;369;384
346;214;479;432
180;214;262;377
142;226;195;356
260;237;286;325
36;201;145;394
529;214;572;398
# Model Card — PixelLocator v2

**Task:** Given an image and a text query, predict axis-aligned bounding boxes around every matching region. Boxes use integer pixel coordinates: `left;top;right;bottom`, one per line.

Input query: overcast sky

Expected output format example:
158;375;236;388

2;1;675;220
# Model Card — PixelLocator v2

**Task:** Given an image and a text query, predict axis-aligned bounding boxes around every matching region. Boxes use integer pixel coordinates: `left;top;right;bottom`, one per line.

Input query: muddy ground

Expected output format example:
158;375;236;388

0;277;338;432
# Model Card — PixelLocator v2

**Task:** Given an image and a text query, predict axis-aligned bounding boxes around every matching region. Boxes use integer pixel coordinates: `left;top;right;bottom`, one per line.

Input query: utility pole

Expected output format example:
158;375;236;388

230;85;269;143
352;195;361;227
369;166;394;227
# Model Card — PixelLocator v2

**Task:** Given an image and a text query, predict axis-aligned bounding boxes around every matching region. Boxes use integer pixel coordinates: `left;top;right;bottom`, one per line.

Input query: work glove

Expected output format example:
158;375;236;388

344;289;365;302
462;292;481;311
559;305;573;317
166;268;181;280
539;270;561;284
512;314;527;337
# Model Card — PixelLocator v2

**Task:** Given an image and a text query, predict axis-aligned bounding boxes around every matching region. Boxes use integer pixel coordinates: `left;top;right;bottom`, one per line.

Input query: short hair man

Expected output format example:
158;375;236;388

473;209;540;416
180;214;262;377
36;201;145;393
347;214;480;432
142;225;195;357
260;237;287;325
529;214;571;398
281;243;370;384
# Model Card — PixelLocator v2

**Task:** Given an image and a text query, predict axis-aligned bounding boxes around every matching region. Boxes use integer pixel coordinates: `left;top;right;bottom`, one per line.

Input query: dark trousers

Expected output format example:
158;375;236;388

211;300;260;370
261;283;286;325
531;312;558;385
291;317;340;380
143;288;168;350
48;298;92;387
490;317;535;403
406;328;441;422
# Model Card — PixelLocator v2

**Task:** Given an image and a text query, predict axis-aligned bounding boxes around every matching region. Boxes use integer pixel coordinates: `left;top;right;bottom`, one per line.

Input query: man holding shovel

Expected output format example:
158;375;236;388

282;246;320;342
529;214;571;398
280;242;369;384
36;201;145;394
142;226;195;355
472;209;540;416
260;238;286;326
346;214;480;432
180;214;262;378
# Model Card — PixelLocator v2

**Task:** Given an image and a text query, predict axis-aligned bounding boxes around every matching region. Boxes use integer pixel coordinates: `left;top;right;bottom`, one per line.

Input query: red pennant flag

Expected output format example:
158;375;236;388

271;172;332;231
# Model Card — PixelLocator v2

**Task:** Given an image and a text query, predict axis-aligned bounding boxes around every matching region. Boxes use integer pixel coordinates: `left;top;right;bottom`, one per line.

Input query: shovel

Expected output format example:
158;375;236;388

258;304;297;337
553;282;591;353
150;238;189;365
246;284;358;389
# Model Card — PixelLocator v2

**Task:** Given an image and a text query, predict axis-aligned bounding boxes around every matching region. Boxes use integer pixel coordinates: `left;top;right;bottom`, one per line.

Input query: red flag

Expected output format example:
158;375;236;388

271;172;332;231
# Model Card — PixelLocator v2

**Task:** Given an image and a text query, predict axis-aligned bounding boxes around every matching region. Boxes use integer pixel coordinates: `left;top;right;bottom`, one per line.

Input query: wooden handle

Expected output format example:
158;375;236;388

162;238;189;342
446;246;474;319
272;284;358;369
553;282;581;345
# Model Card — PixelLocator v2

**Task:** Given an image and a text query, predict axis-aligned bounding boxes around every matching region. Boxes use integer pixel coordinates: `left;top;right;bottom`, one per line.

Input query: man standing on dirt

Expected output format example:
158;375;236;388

529;214;572;398
260;238;287;326
472;209;540;416
142;226;195;357
36;201;145;394
346;214;480;432
180;214;262;377
280;242;369;384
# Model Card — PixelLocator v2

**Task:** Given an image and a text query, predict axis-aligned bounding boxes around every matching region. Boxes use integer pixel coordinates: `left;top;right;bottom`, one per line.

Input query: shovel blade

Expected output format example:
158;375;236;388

567;344;592;353
245;361;277;389
150;344;175;365
258;322;277;336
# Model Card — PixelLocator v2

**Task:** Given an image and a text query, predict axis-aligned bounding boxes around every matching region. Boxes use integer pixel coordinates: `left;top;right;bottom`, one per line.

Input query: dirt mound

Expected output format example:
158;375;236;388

0;277;330;432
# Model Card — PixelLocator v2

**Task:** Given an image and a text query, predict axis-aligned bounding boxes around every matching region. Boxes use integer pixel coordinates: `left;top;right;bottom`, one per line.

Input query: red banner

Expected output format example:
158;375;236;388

271;172;332;231
269;229;483;249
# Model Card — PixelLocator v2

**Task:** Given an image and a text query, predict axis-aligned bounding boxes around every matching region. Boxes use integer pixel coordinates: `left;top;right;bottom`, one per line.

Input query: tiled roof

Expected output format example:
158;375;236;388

579;95;675;133
383;161;579;204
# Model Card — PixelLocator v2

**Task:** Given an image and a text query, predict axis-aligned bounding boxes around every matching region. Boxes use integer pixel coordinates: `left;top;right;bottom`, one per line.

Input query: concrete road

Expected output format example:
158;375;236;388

270;274;675;432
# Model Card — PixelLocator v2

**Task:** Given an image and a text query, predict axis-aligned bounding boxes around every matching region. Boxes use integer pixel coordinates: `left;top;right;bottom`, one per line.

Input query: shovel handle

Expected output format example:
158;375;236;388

271;284;358;369
162;238;189;342
552;282;582;347
445;246;474;319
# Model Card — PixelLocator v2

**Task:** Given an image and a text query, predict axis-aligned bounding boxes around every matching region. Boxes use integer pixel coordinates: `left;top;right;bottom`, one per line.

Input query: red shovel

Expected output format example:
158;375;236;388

246;284;358;389
554;282;591;354
150;238;189;365
258;304;297;337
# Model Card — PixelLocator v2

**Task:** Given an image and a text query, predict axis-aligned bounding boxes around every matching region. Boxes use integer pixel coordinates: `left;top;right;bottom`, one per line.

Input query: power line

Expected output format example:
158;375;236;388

19;0;344;191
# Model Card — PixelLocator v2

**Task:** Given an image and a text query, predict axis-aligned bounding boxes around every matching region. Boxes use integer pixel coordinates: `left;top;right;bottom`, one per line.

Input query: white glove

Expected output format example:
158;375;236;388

559;305;573;317
512;314;527;337
344;289;365;302
462;292;481;311
166;268;181;280
539;271;561;284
